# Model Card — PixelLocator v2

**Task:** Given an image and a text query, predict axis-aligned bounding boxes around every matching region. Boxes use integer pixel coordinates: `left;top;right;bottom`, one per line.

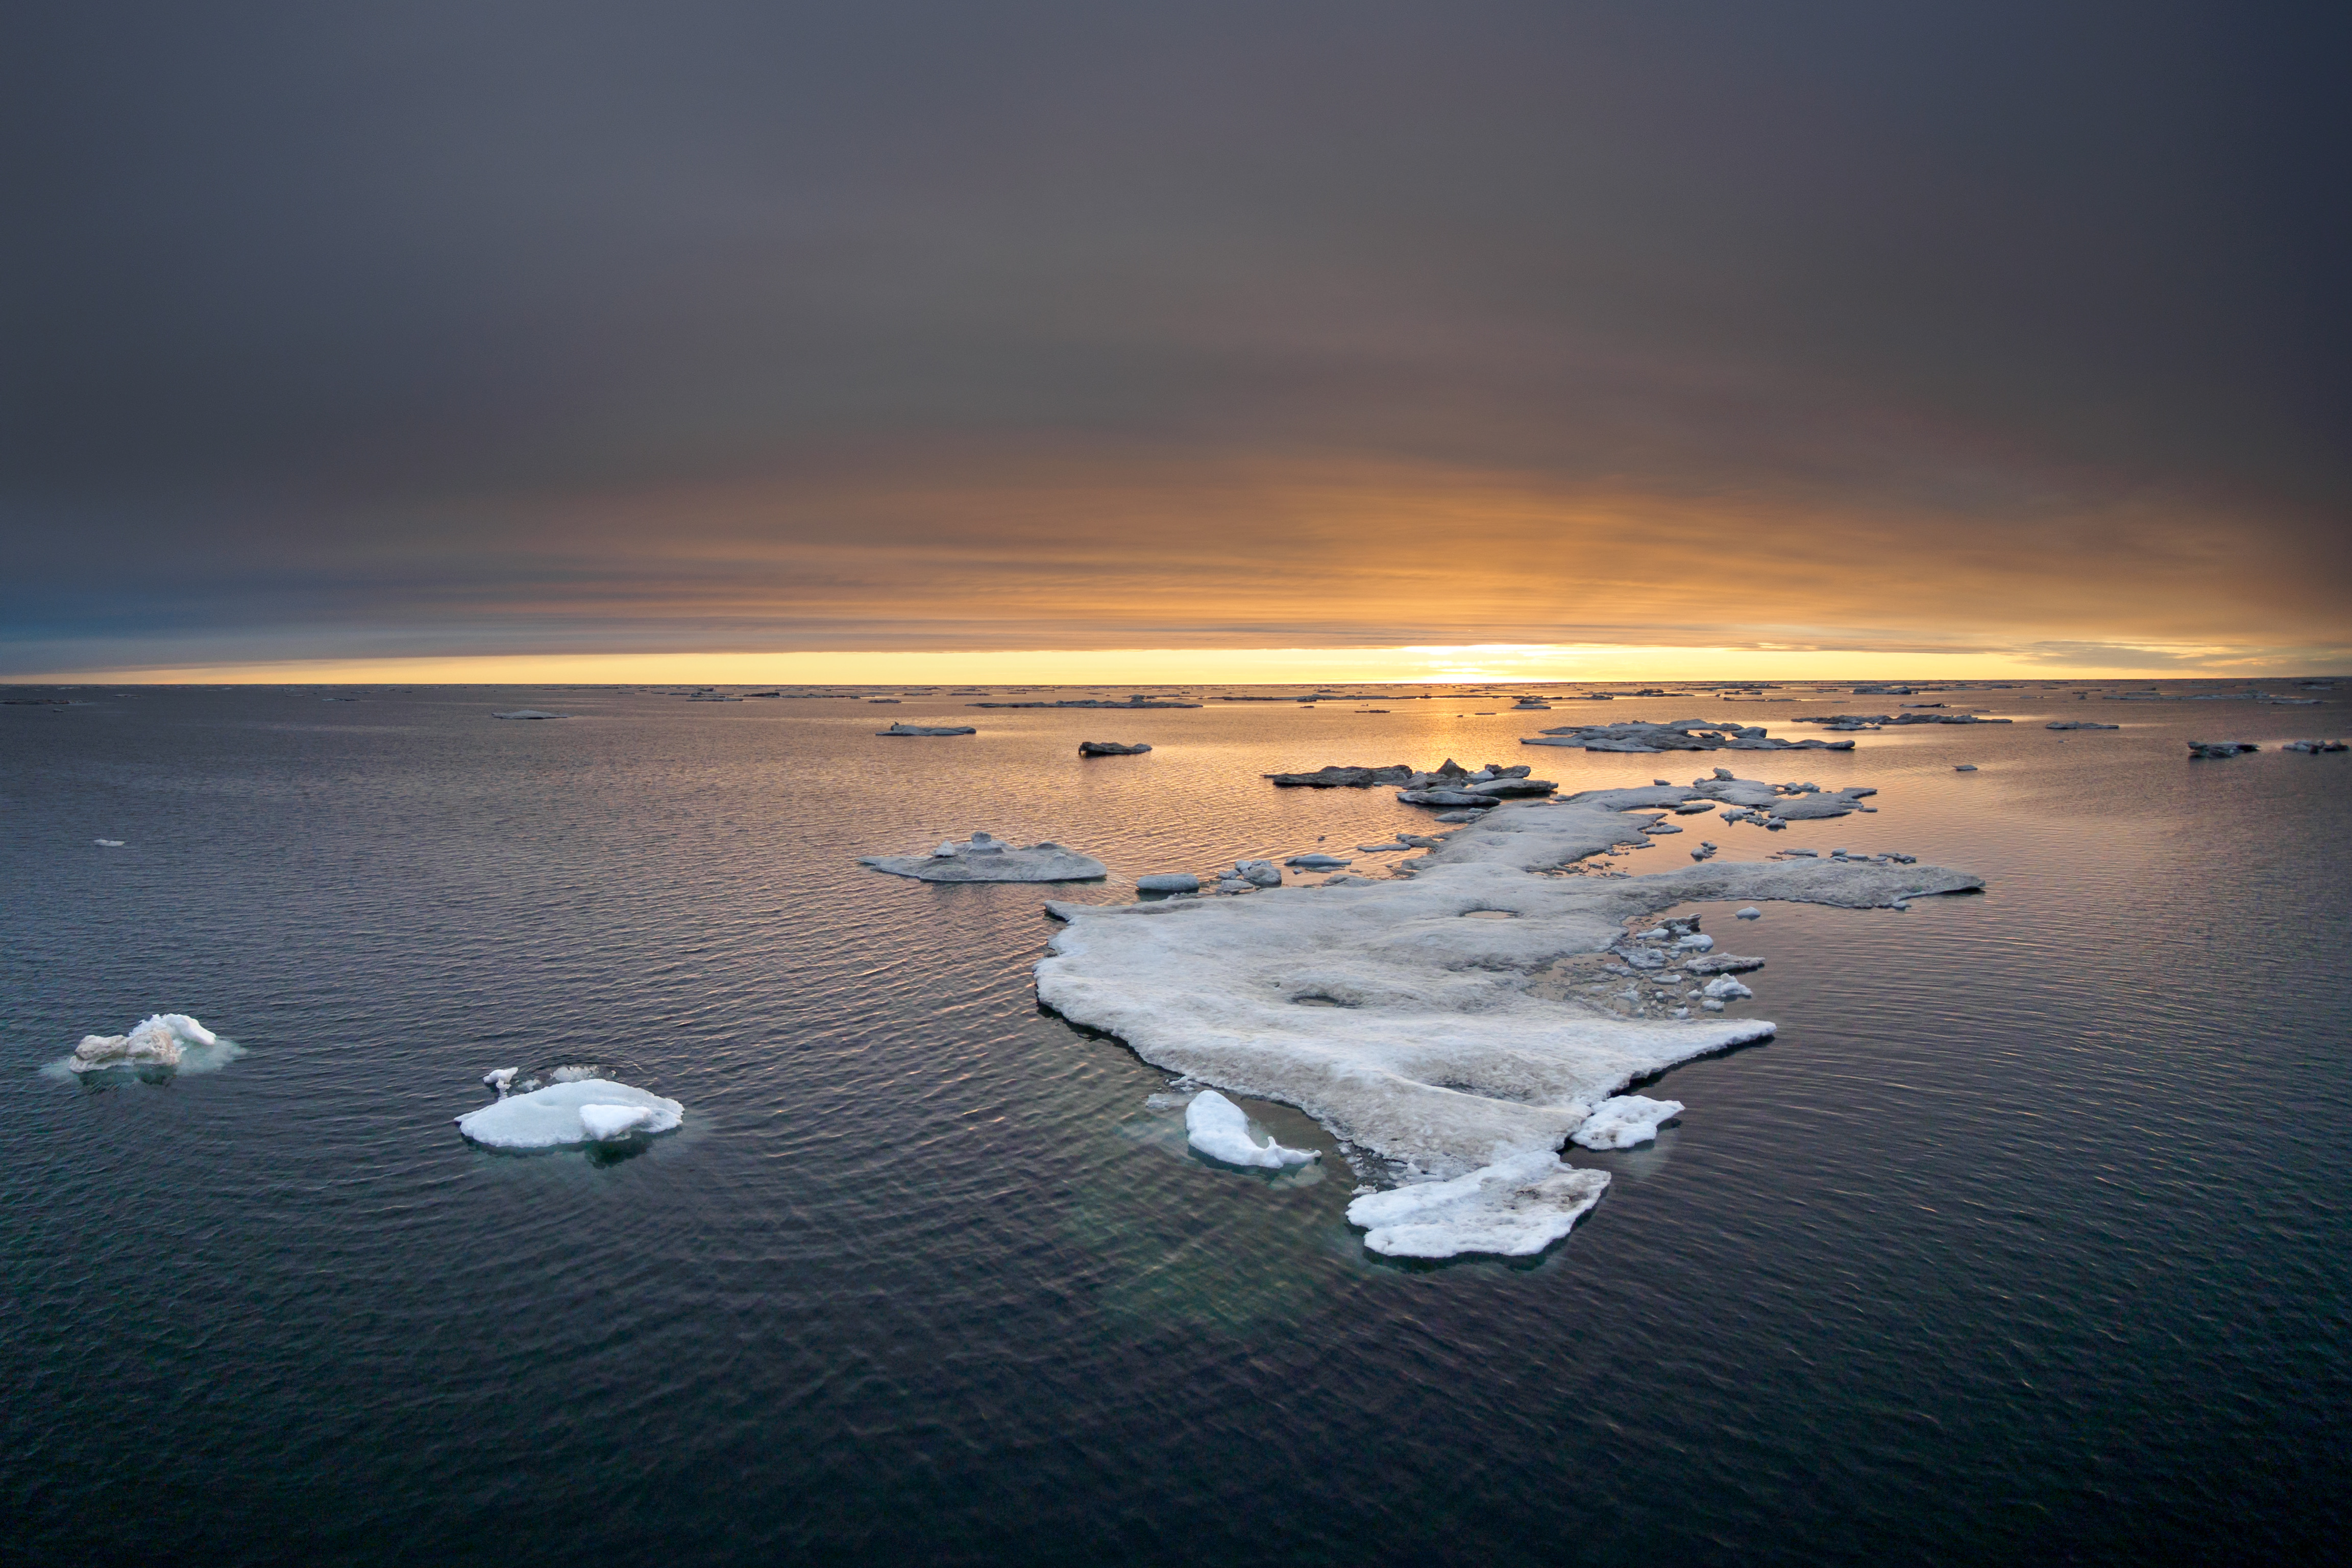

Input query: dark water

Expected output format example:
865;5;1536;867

4;684;2346;1565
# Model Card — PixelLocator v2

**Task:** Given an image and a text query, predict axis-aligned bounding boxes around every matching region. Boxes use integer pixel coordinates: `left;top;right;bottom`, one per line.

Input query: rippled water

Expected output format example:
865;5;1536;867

4;684;2346;1565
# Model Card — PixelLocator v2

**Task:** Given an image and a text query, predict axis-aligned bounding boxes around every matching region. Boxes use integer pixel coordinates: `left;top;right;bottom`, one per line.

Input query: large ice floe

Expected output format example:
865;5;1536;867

51;1013;245;1078
862;831;1108;882
455;1079;684;1149
1520;718;1856;752
1037;782;1980;1259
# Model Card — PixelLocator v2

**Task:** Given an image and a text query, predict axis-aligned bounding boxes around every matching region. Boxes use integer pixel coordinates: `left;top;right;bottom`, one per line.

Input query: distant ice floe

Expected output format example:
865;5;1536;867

455;1079;683;1150
93;839;126;847
1038;780;1981;1259
50;1013;244;1079
492;710;568;720
1184;1090;1318;1168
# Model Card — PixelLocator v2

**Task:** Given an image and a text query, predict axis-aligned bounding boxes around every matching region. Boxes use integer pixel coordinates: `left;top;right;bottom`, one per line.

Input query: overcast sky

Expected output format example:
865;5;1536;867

5;1;2345;678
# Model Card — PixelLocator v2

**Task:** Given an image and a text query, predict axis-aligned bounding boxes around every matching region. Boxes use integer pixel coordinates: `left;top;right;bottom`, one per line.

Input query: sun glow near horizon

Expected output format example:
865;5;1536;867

16;641;2320;687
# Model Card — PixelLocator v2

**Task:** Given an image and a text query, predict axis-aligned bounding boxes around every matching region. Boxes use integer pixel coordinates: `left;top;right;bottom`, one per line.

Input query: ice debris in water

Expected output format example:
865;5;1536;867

1184;1090;1318;1168
455;1079;683;1149
1570;1094;1684;1150
1344;1154;1610;1258
59;1020;243;1081
93;839;126;847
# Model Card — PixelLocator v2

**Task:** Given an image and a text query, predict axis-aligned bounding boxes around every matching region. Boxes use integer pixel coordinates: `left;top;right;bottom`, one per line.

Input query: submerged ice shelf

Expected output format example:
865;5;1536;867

1037;783;1980;1259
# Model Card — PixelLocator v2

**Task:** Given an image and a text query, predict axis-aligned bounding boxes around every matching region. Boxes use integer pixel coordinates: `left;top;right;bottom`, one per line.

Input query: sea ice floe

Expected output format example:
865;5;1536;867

1038;788;1980;1258
862;831;1108;883
454;1079;683;1149
1570;1094;1684;1150
1344;1154;1611;1258
1183;1090;1319;1168
491;710;568;720
55;1013;242;1077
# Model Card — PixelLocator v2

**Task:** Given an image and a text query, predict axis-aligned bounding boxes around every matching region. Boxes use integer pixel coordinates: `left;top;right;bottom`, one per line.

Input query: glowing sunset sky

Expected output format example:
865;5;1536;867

5;2;2345;681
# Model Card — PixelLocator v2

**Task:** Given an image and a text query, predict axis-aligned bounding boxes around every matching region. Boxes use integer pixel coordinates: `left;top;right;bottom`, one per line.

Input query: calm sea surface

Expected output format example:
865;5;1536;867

3;683;2346;1565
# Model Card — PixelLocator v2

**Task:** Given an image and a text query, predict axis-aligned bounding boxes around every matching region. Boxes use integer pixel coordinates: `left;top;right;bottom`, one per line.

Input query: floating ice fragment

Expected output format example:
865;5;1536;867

1572;1094;1685;1149
1346;1154;1609;1258
1183;1090;1318;1168
59;1013;239;1077
1735;907;1761;919
1136;873;1200;894
93;839;126;847
863;834;1107;882
1703;976;1753;1000
455;1079;683;1150
483;1067;519;1096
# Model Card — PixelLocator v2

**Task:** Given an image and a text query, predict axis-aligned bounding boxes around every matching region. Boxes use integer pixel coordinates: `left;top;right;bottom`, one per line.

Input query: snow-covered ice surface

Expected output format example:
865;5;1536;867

1344;1153;1611;1258
46;1013;246;1079
1039;786;1980;1257
454;1079;684;1150
1570;1094;1684;1150
1184;1089;1318;1168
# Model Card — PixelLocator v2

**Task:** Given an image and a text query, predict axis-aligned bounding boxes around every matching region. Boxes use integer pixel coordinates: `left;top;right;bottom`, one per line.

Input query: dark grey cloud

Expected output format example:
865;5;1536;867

4;1;2346;672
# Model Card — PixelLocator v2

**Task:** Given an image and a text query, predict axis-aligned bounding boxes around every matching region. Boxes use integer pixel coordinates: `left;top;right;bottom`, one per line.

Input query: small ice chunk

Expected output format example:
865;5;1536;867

1183;1090;1317;1168
1735;907;1761;920
68;1012;219;1073
1346;1153;1609;1258
1954;764;1978;772
1702;976;1753;1000
1136;873;1200;894
1285;853;1351;869
455;1079;683;1149
94;839;126;847
1234;859;1283;887
483;1067;519;1096
1572;1094;1684;1149
1675;934;1715;950
577;1102;659;1141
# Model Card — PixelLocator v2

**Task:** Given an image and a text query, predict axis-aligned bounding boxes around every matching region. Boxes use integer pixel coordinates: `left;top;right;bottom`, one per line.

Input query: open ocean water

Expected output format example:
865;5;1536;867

3;682;2346;1566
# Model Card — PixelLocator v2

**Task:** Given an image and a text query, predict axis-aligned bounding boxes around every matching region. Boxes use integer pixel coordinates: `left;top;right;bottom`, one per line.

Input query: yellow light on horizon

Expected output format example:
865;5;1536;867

18;641;2286;685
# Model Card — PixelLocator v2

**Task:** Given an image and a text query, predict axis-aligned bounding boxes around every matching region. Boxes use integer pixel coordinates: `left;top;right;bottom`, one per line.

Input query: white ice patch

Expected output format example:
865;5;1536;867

1571;1094;1684;1149
455;1079;683;1149
1183;1089;1318;1168
1344;1154;1610;1258
51;1013;242;1078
